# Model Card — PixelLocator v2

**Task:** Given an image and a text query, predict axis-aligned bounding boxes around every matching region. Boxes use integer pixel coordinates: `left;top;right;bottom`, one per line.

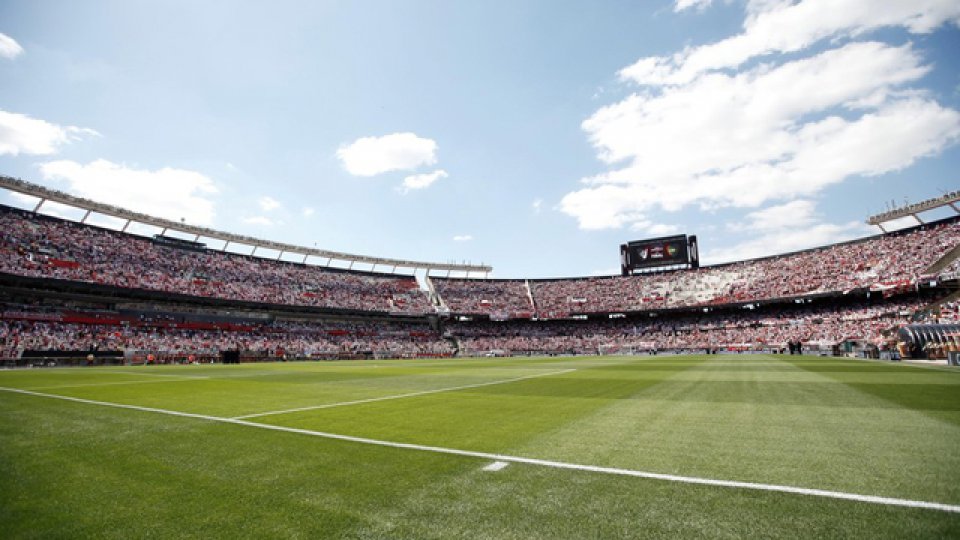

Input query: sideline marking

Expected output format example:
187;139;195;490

232;368;577;419
28;378;209;390
97;370;210;379
1;385;959;514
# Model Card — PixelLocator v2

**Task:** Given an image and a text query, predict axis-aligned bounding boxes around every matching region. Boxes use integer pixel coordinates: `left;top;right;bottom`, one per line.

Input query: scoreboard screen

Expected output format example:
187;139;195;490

621;234;698;274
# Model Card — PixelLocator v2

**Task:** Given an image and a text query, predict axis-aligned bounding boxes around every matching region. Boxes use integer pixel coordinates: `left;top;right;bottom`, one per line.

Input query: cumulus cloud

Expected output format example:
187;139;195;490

621;0;960;86
674;0;713;12
562;1;960;231
242;216;274;226
453;235;473;242
38;159;219;225
727;199;817;232
258;196;281;211
0;33;23;59
400;169;448;193
706;201;871;263
0;110;99;156
635;222;680;236
337;132;438;176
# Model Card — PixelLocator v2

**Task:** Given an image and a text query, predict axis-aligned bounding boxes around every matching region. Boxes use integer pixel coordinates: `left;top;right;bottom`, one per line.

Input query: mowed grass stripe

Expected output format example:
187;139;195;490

252;356;707;453
1;384;959;515
505;354;960;504
788;356;960;425
11;360;574;417
233;357;660;419
233;368;578;419
5;393;958;539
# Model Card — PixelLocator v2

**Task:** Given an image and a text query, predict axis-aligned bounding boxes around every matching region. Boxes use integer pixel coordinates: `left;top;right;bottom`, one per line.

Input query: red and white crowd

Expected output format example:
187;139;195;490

447;298;924;355
432;278;534;318
0;204;957;360
0;208;432;315
0;316;452;360
435;220;960;317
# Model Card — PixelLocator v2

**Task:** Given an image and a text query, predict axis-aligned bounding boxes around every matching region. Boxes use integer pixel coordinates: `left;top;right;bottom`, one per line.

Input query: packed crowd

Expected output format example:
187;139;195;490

446;298;925;355
0;315;453;360
434;219;960;317
0;207;432;315
939;257;960;282
0;294;936;359
3;206;958;321
931;299;960;323
432;278;534;318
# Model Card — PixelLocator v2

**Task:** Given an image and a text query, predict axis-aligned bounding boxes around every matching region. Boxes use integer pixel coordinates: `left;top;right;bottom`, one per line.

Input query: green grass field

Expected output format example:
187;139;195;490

2;354;959;539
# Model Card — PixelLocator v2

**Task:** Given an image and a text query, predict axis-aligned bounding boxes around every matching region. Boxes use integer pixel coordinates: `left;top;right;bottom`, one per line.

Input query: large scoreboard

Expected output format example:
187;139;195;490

620;234;699;275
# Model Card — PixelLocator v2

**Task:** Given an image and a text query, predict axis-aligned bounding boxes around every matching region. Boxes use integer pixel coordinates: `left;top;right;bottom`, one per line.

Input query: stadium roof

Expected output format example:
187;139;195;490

0;175;492;277
867;191;960;231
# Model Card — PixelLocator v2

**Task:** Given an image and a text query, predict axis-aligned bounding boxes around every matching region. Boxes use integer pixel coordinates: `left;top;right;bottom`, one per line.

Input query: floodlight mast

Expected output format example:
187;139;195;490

866;190;960;232
0;175;492;278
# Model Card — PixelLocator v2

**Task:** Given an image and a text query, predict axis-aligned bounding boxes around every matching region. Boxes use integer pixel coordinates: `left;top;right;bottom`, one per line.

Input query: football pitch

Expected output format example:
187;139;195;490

1;354;959;539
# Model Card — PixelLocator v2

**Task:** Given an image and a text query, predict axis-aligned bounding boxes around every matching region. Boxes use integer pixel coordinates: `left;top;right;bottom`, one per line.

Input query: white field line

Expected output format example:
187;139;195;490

1;385;959;514
232;368;578;420
96;370;210;379
27;378;209;390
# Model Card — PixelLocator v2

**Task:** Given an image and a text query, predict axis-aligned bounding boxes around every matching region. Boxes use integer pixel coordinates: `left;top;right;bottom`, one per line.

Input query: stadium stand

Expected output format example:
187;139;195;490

446;297;927;356
1;199;959;362
0;304;452;364
0;205;432;316
430;277;534;318
528;218;960;317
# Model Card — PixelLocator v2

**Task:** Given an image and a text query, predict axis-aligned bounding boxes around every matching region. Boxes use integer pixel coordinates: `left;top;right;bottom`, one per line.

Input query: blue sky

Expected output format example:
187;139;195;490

0;0;958;278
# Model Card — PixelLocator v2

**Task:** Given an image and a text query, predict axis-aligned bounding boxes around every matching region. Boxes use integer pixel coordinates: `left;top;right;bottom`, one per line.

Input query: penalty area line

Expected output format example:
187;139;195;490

1;385;959;515
232;368;578;419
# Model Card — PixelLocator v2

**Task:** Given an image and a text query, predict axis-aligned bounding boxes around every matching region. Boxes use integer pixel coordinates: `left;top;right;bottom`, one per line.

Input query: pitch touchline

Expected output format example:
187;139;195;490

1;386;959;514
95;370;210;379
232;368;578;419
27;379;209;390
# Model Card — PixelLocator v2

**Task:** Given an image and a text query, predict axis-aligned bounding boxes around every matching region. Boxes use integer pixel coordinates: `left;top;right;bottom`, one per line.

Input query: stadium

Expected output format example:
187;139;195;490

2;176;960;537
3;2;960;539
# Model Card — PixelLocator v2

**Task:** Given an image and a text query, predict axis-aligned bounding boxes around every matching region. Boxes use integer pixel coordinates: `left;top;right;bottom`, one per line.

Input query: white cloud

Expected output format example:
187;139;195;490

703;199;877;264
38;159;219;226
532;198;543;214
400;169;448;193
33;201;79;220
643;223;681;235
453;235;473;242
562;34;960;230
877;215;923;232
258;196;281;211
706;200;871;263
337;132;438;176
8;191;39;206
0;33;23;59
675;0;713;12
302;207;315;217
706;220;869;264
727;199;817;232
242;216;274;226
621;0;960;86
0;110;99;156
